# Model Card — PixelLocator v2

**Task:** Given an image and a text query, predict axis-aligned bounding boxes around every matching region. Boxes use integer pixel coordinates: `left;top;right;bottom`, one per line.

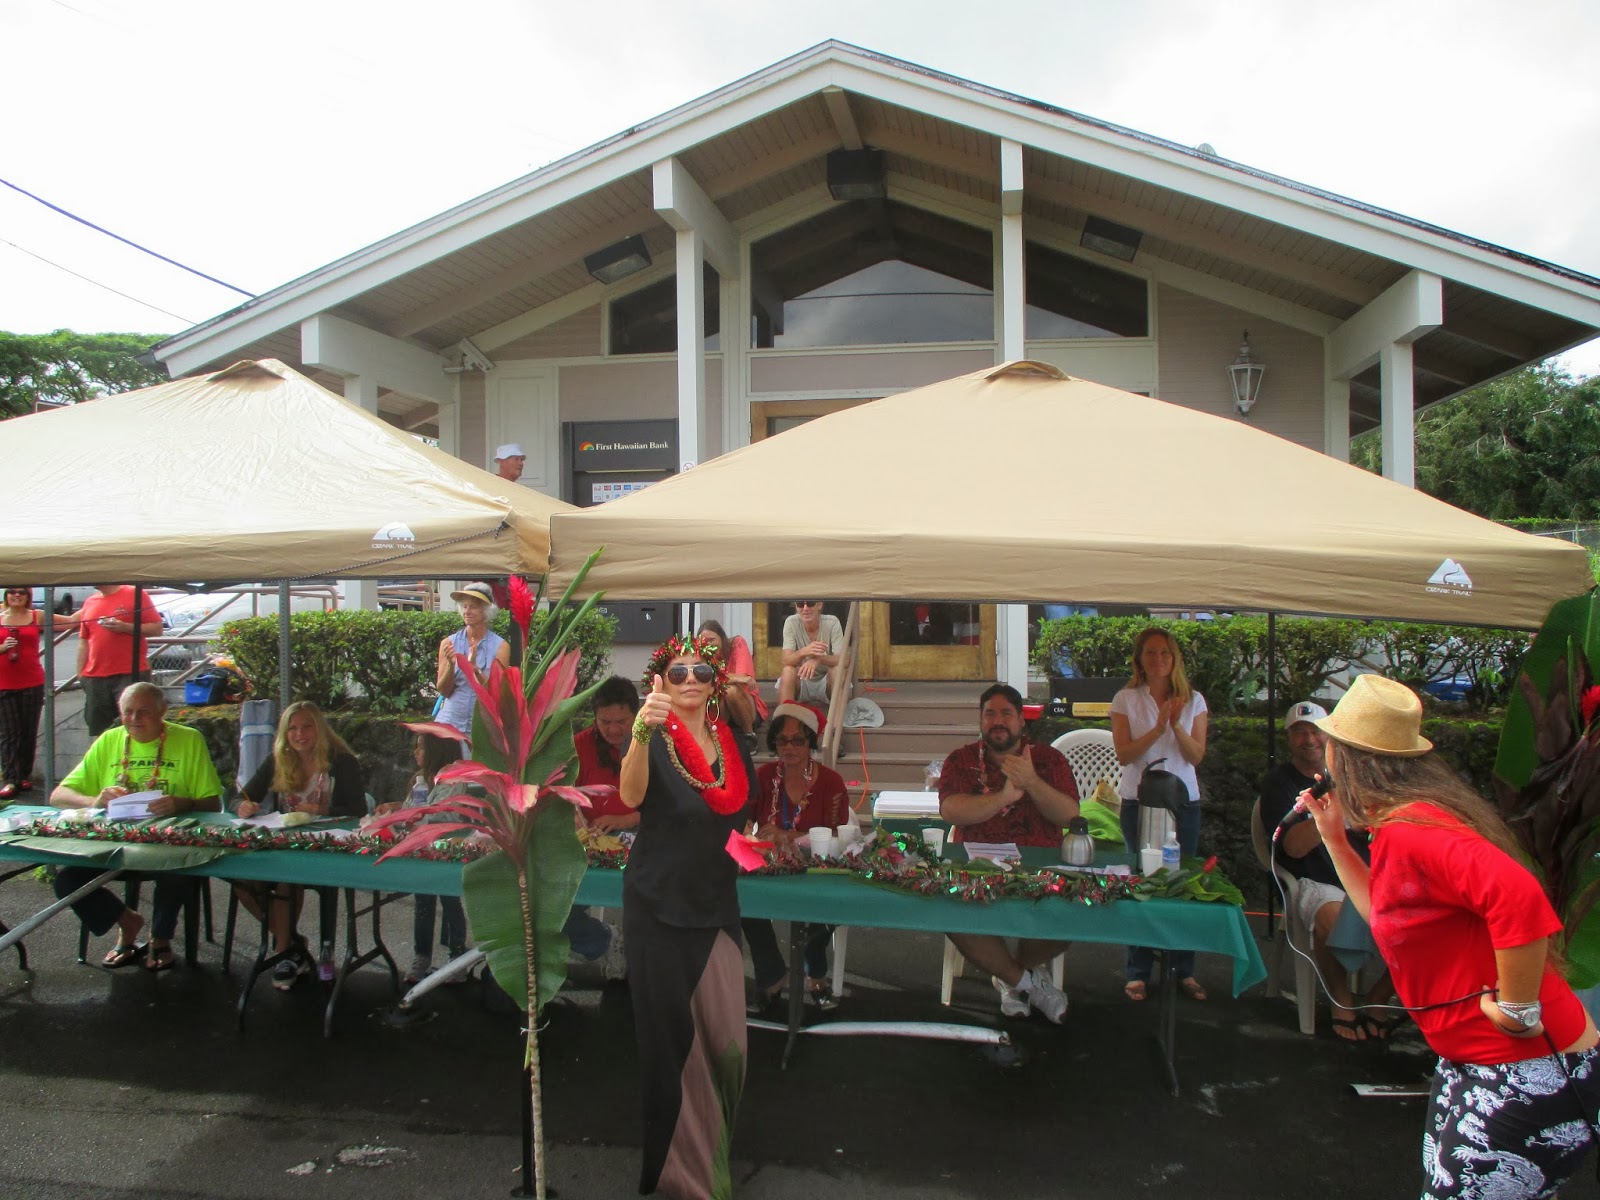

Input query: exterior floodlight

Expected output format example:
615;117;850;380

585;236;652;284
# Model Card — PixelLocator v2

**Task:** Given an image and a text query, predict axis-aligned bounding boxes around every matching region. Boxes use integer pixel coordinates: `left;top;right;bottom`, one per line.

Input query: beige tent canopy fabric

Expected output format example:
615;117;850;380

550;362;1592;629
2;360;571;585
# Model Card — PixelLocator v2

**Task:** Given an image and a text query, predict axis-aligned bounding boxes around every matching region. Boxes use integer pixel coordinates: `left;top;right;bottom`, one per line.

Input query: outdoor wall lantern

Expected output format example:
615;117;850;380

1229;331;1265;416
584;236;652;285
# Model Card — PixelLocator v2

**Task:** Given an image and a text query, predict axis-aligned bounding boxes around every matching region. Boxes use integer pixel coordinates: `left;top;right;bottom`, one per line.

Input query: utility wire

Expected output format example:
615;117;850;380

0;176;254;297
0;236;197;324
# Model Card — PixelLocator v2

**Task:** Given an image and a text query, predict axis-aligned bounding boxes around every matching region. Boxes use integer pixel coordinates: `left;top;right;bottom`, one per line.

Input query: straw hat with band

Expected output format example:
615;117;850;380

770;701;825;739
1314;674;1432;758
449;582;496;607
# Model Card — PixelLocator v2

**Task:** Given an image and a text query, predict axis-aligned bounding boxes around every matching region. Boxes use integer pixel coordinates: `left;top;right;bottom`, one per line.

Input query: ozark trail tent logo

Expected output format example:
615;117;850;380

372;521;417;548
1425;558;1472;596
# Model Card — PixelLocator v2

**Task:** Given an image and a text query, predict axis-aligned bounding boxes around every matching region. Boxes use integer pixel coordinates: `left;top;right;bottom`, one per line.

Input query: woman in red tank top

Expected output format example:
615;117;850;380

0;587;47;798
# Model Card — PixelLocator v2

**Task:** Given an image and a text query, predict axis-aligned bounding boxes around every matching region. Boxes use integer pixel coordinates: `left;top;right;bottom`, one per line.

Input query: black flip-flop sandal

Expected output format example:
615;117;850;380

1332;1016;1368;1042
144;946;177;972
102;943;147;969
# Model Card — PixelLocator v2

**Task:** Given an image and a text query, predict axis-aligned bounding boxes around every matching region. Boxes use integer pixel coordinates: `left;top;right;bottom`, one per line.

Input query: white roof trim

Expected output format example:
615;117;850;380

154;41;1600;374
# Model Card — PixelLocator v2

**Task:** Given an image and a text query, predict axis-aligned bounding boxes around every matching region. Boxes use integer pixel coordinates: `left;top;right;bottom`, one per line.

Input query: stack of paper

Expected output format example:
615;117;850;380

106;791;161;821
871;791;942;818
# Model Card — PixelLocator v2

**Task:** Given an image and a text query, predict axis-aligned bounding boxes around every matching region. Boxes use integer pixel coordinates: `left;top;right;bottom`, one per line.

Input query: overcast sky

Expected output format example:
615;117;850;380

3;0;1596;375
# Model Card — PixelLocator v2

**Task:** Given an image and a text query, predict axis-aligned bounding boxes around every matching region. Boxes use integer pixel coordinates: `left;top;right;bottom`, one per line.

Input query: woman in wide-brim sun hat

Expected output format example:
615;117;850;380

1302;672;1600;1199
433;582;510;746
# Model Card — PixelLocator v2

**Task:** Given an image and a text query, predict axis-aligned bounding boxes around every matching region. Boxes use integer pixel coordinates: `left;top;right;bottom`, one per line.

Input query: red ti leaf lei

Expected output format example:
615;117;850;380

665;717;749;815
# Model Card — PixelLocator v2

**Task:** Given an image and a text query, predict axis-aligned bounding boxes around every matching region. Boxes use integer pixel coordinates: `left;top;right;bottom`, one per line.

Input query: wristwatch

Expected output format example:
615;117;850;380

1495;999;1543;1030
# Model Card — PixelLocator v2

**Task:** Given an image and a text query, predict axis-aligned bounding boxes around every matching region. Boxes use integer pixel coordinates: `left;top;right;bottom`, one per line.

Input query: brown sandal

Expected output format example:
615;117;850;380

1124;980;1148;1002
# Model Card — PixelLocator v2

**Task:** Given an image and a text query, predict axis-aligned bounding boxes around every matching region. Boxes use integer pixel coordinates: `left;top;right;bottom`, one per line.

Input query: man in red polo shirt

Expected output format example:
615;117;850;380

939;683;1080;1024
72;585;162;737
569;674;640;980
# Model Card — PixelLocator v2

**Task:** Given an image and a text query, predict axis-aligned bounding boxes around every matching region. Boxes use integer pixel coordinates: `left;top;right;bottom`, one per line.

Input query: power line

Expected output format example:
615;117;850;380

0;236;197;324
0;176;254;297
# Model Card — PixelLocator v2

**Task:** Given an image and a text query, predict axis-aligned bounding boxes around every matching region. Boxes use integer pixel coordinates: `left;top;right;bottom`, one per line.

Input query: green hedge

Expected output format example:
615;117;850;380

216;608;617;714
1033;614;1530;714
1027;712;1503;909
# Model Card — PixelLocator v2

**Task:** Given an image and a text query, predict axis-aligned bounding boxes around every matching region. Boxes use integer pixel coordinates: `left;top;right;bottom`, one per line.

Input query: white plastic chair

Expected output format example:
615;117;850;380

1050;728;1125;800
1250;797;1317;1035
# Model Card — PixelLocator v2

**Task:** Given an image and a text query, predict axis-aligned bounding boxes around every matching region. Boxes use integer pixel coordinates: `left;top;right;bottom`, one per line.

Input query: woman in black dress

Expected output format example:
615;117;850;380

620;633;756;1199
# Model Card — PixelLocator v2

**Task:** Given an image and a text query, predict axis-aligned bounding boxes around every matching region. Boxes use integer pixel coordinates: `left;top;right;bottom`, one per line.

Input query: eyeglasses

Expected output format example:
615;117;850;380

774;735;811;747
794;601;821;609
4;589;28;596
665;663;717;685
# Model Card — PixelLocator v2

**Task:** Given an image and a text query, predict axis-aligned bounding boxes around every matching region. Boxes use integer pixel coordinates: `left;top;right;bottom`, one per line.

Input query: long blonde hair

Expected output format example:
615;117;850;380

1325;739;1524;862
271;701;352;794
1126;627;1192;708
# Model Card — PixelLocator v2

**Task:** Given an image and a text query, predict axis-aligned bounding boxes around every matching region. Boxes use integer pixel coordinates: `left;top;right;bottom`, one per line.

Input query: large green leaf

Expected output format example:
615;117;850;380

1566;855;1600;989
461;798;589;1015
1495;593;1600;789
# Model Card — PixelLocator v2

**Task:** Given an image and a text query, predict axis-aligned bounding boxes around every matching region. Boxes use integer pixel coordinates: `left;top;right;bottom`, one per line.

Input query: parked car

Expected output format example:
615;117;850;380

30;585;97;616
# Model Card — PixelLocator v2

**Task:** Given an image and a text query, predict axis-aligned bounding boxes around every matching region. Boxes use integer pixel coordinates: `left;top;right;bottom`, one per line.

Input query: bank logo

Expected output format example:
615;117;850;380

579;441;596;452
1425;558;1472;595
372;521;417;547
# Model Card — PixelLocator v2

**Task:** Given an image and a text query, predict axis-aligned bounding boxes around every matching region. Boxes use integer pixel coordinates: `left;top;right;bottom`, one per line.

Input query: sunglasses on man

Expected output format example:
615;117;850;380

665;662;717;685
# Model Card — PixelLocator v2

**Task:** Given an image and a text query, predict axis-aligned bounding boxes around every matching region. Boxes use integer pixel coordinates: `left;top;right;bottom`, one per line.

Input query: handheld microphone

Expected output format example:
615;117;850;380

1271;774;1334;843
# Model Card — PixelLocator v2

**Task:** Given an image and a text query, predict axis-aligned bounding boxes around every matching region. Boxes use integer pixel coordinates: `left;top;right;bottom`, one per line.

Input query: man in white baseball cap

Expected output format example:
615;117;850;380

1259;698;1388;1039
492;443;526;483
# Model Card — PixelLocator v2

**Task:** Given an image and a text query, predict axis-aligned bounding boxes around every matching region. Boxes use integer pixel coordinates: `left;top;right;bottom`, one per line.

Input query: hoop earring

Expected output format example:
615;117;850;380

706;696;721;727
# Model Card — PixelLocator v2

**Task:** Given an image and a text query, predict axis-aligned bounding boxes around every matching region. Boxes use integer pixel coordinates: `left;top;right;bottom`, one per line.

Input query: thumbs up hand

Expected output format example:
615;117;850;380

639;673;673;728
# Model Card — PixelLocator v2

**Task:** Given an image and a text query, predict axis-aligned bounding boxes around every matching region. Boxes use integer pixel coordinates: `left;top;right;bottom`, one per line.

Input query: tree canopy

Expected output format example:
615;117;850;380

1353;363;1600;522
0;329;168;419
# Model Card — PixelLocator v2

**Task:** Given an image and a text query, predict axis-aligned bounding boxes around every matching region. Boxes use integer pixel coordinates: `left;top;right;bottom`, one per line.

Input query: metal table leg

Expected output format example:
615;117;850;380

780;921;806;1069
1155;952;1180;1096
323;888;401;1038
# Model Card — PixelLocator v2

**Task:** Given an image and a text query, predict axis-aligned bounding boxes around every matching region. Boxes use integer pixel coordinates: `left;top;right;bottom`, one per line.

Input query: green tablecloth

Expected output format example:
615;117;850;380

0;811;1264;995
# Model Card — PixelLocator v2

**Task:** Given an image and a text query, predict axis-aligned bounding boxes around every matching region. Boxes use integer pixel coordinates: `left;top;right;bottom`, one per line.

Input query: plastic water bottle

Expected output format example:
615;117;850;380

319;937;335;982
1161;831;1180;871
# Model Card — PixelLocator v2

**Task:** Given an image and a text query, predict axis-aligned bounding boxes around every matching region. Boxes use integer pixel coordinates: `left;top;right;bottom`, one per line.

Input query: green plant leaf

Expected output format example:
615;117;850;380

461;797;589;1015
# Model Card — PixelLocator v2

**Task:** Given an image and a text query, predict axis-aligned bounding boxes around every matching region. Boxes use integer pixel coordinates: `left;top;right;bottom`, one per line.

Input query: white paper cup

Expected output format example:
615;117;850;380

836;823;859;848
922;827;946;856
1139;847;1165;876
809;829;837;859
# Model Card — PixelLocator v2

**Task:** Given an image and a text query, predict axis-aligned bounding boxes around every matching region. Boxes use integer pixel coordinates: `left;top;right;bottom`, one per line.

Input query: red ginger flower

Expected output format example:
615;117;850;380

1582;685;1600;730
508;575;535;642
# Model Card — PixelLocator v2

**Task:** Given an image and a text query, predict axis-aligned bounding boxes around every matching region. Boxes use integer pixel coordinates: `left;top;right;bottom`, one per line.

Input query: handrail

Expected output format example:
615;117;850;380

821;601;861;771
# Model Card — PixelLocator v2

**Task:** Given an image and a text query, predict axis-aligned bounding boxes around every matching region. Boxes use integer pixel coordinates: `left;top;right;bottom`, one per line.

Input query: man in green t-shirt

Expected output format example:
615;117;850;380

50;682;224;971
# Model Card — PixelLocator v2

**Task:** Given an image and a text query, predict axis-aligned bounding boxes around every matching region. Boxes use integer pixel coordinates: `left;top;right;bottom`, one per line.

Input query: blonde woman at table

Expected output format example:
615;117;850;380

1304;675;1600;1200
233;701;365;990
619;633;756;1200
1110;627;1209;1003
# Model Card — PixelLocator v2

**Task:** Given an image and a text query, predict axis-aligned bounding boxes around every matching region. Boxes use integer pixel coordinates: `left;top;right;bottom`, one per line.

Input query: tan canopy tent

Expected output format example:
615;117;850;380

550;362;1591;629
1;359;571;585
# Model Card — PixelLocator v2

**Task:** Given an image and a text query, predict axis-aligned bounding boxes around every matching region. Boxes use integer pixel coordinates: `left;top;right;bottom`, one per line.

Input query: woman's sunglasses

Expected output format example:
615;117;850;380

665;663;717;685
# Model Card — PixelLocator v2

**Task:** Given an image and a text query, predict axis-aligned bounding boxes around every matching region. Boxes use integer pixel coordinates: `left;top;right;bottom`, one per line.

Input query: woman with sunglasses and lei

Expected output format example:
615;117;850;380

743;701;848;1015
619;633;756;1200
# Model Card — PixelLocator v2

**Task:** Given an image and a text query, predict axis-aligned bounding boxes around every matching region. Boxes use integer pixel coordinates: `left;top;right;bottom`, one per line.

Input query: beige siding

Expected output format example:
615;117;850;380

493;307;603;359
749;347;994;394
1155;286;1326;451
458;375;485;466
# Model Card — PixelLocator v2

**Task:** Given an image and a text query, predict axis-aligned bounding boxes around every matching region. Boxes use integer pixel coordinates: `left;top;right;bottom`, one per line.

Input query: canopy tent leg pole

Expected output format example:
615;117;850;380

0;867;124;953
278;581;291;715
42;588;56;796
1266;612;1278;774
131;584;144;681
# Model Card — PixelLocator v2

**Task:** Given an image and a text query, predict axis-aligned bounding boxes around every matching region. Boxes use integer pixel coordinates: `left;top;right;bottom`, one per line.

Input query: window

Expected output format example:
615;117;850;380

751;203;994;349
608;262;720;355
1025;242;1148;338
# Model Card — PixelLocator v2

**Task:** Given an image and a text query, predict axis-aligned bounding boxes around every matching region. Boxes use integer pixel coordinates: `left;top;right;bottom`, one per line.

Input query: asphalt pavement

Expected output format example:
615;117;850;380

2;875;1598;1200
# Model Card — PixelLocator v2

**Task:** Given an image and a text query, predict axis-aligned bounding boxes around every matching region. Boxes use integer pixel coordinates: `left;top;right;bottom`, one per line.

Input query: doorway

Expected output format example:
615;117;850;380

748;400;995;681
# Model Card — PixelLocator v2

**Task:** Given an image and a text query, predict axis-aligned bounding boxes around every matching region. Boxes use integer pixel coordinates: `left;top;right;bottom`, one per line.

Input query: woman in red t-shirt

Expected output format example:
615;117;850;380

742;701;850;1014
0;587;49;798
1304;674;1600;1200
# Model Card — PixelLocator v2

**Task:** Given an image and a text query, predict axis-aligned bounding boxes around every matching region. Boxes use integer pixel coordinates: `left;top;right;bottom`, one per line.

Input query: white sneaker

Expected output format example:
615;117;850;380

993;974;1030;1018
1027;971;1070;1024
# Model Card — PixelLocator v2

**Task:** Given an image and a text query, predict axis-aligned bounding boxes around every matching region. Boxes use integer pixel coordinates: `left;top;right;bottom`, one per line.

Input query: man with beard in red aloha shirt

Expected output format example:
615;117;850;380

939;683;1079;1023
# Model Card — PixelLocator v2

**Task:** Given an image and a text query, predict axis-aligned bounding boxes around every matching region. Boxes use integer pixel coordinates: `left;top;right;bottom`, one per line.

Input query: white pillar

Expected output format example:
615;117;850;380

1379;342;1415;486
997;607;1029;692
342;375;382;611
997;139;1026;363
1322;375;1350;461
675;228;705;472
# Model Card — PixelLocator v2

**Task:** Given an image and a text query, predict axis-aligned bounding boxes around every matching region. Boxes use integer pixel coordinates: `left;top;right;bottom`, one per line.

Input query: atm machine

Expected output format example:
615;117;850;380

562;419;681;643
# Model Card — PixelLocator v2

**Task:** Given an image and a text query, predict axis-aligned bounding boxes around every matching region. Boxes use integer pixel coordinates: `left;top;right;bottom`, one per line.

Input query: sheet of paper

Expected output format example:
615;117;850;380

1055;862;1133;877
107;790;161;821
963;841;1021;865
238;811;289;829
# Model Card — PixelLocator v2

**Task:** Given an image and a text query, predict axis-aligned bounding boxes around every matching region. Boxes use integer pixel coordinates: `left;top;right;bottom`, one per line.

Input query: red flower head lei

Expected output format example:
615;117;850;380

644;634;746;815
